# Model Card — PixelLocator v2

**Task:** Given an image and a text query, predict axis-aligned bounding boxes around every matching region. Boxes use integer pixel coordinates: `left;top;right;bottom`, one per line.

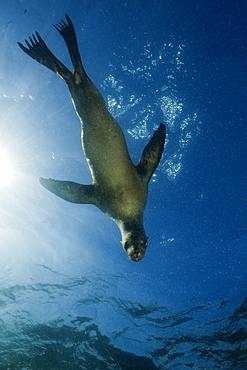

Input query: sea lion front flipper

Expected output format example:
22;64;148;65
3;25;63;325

39;177;96;204
136;123;166;184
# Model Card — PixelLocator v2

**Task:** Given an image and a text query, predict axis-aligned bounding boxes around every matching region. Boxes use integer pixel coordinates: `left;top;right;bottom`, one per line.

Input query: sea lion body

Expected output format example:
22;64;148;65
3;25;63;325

73;77;147;222
18;15;166;261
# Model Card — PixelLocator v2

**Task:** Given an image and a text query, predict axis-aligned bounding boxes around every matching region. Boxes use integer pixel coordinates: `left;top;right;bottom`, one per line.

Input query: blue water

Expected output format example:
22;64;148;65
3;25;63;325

0;0;246;369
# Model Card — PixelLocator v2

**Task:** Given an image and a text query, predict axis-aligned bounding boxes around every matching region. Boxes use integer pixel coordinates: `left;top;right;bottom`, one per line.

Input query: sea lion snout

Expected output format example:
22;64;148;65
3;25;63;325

123;237;148;262
131;251;144;262
128;248;145;262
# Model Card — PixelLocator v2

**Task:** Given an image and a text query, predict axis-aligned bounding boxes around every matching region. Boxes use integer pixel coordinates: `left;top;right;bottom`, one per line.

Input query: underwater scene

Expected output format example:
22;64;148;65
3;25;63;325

0;0;246;369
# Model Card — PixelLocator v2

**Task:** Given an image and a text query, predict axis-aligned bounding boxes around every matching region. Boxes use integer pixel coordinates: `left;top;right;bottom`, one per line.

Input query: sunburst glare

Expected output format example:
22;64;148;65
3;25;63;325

0;148;14;186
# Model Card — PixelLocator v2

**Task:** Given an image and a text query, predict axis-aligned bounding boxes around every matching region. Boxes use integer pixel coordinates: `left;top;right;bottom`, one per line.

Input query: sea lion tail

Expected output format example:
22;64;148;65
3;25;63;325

18;32;72;81
53;15;86;77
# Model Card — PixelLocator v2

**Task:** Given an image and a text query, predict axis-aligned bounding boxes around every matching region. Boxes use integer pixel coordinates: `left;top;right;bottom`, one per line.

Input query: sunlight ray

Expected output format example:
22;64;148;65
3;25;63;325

0;148;14;186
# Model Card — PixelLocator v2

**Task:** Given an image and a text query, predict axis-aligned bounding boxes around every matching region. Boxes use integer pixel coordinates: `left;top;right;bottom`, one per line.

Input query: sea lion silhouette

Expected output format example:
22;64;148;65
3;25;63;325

18;15;166;261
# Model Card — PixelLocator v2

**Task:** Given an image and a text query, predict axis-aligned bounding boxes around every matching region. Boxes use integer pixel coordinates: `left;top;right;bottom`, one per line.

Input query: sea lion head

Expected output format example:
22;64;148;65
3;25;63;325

122;232;148;262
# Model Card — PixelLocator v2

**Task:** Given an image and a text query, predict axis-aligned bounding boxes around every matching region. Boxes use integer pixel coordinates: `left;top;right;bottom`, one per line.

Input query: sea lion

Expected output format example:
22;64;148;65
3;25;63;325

18;15;166;262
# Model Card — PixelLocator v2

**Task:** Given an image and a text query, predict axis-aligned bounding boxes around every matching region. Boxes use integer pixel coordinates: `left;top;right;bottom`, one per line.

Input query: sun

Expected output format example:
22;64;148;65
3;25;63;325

0;148;14;186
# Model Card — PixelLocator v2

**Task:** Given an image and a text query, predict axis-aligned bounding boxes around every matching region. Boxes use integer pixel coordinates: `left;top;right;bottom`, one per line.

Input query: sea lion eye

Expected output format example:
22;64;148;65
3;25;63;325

124;242;130;252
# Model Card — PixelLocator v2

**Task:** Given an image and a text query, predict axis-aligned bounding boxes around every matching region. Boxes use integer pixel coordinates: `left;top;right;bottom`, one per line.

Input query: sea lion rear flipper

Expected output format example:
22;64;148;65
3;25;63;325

136;123;166;184
53;15;86;77
18;32;72;81
39;177;96;204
